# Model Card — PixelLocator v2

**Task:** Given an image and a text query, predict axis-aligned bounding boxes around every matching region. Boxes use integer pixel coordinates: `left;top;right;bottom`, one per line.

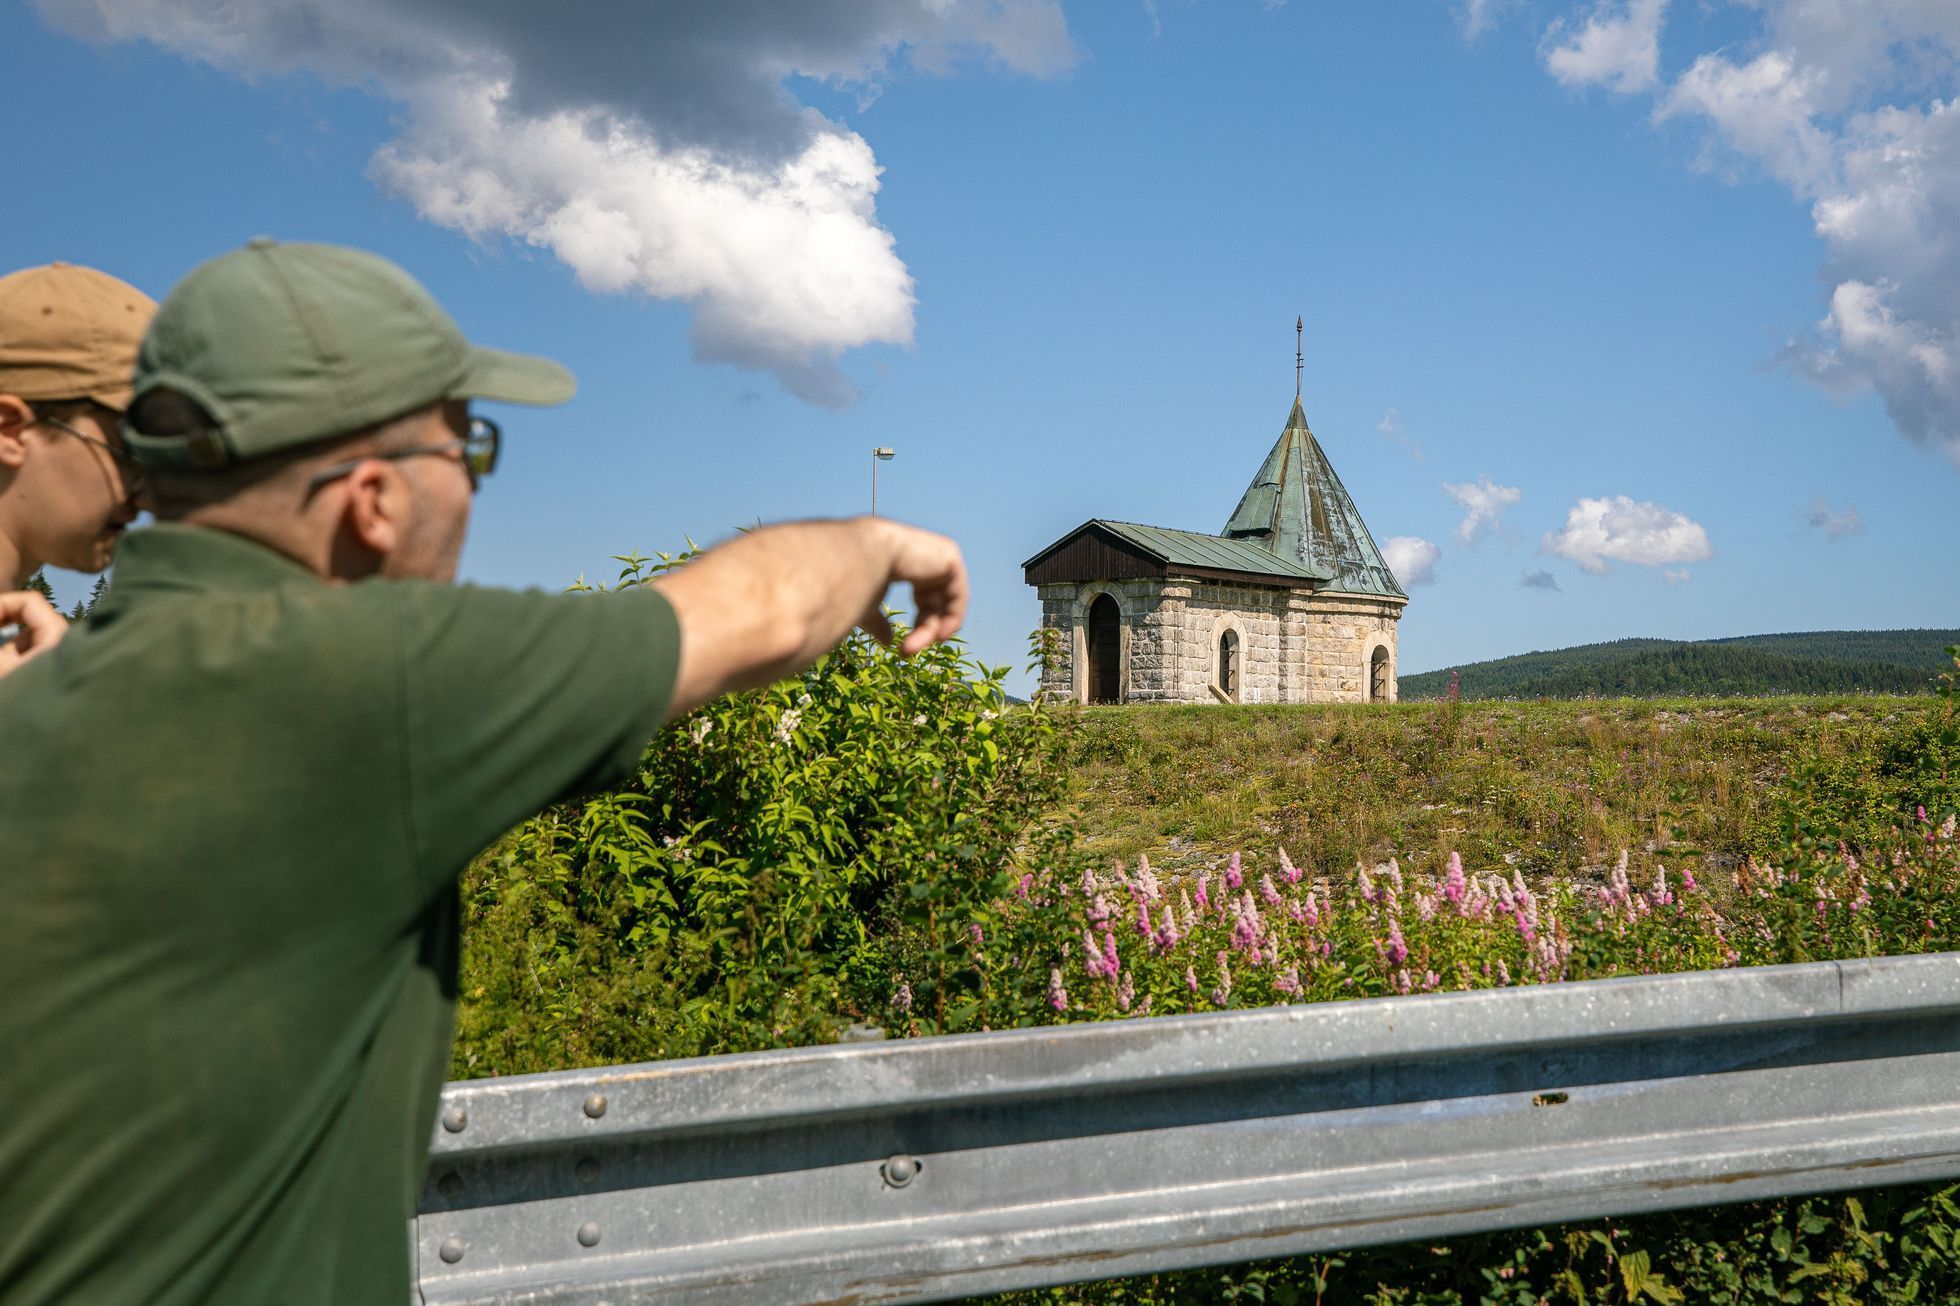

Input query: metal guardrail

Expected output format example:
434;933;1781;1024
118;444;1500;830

413;952;1960;1305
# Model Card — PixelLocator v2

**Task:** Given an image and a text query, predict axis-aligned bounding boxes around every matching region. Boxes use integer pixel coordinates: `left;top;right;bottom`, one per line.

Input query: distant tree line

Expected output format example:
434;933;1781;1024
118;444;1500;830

1402;630;1959;700
22;569;109;623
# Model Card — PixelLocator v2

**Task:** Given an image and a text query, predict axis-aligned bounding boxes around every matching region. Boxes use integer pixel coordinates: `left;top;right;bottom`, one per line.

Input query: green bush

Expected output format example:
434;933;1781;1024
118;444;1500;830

451;552;1080;1077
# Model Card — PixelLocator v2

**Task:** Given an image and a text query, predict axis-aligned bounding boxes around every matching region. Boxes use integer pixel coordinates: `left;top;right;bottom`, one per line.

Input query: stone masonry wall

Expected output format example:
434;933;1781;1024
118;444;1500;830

1038;579;1405;704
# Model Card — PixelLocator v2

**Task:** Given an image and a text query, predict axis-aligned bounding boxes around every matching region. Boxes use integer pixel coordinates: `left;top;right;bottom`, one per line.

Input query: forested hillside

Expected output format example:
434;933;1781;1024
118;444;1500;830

1401;629;1959;699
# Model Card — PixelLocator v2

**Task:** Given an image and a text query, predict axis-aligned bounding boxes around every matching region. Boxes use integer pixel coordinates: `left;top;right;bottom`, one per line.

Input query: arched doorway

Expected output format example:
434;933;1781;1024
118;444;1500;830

1218;630;1240;701
1369;645;1390;703
1087;594;1121;704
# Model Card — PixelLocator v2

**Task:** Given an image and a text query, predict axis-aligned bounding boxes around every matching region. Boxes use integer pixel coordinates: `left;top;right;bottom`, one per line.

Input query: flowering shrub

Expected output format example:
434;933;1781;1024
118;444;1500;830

952;810;1958;1040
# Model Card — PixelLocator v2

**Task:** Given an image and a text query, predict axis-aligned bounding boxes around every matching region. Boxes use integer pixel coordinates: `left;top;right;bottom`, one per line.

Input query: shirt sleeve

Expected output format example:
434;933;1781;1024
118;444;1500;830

391;582;681;898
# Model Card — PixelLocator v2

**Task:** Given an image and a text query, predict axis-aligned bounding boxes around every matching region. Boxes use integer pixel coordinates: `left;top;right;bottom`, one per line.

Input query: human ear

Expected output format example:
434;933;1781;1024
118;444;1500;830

341;459;404;558
0;396;32;470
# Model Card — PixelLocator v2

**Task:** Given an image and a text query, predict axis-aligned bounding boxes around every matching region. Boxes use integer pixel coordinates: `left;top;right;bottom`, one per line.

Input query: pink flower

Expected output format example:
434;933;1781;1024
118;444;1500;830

1259;874;1282;908
1275;967;1302;996
969;922;985;946
1015;874;1033;900
1135;898;1153;935
1102;929;1121;977
1195;874;1211;912
1210;963;1233;1007
1442;852;1467;906
1357;865;1377;902
1224;853;1245;891
1116;971;1135;1012
1649;866;1673;908
1047;968;1068;1012
1278;845;1303;883
1185;964;1200;993
1681;866;1699;893
1383;921;1408;967
1081;929;1104;979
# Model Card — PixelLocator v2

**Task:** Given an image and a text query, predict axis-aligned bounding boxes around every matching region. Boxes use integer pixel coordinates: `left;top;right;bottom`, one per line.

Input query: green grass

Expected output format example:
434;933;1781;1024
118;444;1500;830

1062;697;1946;882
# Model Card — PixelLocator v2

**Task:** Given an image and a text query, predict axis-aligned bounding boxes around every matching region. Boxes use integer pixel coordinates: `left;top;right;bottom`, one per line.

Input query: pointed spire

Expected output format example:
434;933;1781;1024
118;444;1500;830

1221;400;1407;599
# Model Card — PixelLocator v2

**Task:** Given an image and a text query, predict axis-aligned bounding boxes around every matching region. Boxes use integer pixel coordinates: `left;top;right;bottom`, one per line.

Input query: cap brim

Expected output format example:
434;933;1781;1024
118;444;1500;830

87;385;134;413
451;346;576;407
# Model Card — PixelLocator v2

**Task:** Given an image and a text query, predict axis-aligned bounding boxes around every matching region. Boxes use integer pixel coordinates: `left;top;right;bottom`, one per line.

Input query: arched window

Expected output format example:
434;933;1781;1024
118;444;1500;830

1087;594;1122;704
1218;630;1240;701
1369;645;1390;703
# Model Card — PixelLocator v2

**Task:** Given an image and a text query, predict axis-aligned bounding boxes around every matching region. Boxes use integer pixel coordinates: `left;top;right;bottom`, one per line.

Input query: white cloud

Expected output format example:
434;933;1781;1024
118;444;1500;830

1383;536;1441;588
36;0;1075;407
1442;475;1522;543
1663;568;1691;584
1377;406;1423;460
1458;0;1511;40
1541;494;1713;574
1530;0;1960;470
1656;51;1837;191
1543;0;1669;95
1805;495;1864;539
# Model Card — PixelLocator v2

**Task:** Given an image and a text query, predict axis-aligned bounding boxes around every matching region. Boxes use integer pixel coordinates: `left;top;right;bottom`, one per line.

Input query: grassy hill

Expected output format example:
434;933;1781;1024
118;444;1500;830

1400;629;1959;700
1065;697;1955;881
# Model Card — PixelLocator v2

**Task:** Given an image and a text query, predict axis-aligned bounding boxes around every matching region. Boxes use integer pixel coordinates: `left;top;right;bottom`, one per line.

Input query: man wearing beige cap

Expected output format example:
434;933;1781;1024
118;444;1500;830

0;239;966;1304
0;261;153;586
0;261;154;674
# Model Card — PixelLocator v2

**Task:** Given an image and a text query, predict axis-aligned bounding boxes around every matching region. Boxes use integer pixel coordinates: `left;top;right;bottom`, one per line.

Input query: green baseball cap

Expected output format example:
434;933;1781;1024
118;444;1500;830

126;238;574;468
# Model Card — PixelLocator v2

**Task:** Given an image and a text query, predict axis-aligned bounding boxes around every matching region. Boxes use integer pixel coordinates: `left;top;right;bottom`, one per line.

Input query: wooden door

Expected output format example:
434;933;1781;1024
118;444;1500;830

1088;595;1121;704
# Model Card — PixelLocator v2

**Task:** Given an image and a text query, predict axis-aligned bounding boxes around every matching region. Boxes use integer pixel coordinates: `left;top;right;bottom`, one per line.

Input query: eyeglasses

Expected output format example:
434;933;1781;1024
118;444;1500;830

305;416;501;496
32;413;144;481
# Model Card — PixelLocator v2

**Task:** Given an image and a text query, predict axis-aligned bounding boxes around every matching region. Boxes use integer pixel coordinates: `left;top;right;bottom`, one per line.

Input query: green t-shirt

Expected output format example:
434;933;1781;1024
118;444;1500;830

0;524;680;1304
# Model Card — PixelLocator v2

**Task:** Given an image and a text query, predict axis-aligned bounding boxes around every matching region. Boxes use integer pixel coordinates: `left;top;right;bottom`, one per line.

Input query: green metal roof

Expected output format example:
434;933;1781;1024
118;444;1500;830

1090;519;1331;582
1221;398;1408;599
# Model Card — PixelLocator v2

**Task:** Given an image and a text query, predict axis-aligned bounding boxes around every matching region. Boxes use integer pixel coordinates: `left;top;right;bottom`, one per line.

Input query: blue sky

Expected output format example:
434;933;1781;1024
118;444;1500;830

8;0;1957;692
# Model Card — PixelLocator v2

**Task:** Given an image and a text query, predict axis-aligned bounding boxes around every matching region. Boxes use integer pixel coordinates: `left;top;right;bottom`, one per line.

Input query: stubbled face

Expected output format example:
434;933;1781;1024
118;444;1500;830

376;401;475;583
16;406;141;575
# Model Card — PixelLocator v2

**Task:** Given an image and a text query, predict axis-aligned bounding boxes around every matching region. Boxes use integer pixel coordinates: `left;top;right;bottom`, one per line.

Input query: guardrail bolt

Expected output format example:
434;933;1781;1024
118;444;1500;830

583;1093;608;1120
577;1221;603;1248
438;1236;465;1265
441;1106;467;1134
575;1156;601;1184
881;1154;921;1188
437;1171;465;1200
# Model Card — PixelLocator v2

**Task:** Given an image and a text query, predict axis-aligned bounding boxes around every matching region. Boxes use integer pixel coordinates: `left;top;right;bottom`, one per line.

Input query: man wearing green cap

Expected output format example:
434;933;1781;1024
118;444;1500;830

0;240;967;1305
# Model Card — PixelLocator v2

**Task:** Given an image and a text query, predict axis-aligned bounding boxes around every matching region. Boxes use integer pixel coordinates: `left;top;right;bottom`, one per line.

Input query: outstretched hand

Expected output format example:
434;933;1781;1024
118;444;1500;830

858;522;968;656
0;590;67;678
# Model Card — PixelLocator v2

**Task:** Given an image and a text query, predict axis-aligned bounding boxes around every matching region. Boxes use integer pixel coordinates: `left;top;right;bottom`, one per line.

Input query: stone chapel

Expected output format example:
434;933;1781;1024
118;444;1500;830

1023;394;1407;705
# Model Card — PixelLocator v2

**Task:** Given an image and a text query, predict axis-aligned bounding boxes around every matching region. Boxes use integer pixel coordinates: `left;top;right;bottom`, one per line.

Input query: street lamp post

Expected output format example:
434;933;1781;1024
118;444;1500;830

871;446;894;515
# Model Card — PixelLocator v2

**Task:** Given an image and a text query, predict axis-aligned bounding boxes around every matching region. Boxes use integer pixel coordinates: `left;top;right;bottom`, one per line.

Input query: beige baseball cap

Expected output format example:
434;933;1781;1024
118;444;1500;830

0;262;157;412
